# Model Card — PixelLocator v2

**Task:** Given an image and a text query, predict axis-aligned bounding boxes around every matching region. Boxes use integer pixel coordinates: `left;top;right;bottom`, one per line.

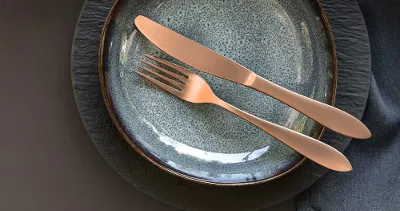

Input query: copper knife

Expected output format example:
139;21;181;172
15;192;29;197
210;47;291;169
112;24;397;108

134;15;371;139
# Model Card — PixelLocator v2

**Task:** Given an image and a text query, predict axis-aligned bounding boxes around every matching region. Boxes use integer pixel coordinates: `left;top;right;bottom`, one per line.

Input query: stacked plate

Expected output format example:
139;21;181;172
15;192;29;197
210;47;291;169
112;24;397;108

72;0;371;209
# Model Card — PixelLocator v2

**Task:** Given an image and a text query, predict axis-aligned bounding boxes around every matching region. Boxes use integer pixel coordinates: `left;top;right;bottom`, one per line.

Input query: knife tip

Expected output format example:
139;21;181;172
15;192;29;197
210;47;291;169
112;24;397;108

134;15;146;25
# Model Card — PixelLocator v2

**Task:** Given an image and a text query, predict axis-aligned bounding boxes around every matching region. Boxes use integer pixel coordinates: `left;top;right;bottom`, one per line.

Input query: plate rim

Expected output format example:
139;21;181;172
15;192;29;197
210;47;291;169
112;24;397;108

97;0;338;186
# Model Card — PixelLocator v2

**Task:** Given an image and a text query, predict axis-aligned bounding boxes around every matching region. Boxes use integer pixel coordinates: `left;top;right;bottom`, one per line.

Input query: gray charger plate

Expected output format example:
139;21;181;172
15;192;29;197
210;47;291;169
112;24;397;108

71;0;370;210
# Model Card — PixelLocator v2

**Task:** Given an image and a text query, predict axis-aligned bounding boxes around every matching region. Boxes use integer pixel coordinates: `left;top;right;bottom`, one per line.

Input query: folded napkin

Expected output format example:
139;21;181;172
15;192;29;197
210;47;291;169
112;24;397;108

296;0;400;210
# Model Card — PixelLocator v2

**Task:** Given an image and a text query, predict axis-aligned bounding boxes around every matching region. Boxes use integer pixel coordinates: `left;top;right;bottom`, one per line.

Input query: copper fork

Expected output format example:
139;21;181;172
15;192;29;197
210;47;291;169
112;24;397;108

136;54;352;172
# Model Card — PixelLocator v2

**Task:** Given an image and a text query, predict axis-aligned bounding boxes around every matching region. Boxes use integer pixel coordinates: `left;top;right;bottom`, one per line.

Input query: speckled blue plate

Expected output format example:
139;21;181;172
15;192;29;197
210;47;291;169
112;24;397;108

99;0;336;185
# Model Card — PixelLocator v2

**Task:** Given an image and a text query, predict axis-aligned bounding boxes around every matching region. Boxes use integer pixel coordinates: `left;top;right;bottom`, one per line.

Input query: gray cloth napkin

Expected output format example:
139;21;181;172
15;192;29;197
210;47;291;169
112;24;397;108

296;0;400;210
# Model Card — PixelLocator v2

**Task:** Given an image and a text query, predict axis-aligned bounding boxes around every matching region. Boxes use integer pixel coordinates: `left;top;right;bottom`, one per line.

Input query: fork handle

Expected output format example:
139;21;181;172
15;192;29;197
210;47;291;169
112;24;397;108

249;75;370;139
214;98;351;172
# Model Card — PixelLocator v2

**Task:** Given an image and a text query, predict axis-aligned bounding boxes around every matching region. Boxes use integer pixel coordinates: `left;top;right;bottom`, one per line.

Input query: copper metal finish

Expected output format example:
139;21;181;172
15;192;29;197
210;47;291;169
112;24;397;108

134;15;371;140
137;55;352;172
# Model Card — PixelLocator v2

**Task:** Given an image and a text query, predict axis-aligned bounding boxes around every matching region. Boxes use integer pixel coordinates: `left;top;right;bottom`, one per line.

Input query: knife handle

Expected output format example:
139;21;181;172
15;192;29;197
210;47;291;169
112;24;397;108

214;98;352;172
250;75;370;139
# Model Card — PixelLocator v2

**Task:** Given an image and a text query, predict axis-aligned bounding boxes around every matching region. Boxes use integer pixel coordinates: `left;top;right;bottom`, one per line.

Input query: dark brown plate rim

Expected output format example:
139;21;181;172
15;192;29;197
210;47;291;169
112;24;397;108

98;0;338;186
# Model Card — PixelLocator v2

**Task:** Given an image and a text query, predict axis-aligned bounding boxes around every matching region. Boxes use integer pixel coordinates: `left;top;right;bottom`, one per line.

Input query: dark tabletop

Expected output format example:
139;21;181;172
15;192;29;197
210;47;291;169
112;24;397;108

0;0;295;210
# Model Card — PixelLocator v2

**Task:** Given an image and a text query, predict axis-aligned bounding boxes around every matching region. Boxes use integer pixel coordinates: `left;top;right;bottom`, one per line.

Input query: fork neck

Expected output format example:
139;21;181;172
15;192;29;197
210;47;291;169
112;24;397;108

213;98;242;116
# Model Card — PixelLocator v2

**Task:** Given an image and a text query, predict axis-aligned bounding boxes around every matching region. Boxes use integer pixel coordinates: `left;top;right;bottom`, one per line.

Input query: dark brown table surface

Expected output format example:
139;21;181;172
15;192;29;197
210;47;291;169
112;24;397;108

0;0;295;210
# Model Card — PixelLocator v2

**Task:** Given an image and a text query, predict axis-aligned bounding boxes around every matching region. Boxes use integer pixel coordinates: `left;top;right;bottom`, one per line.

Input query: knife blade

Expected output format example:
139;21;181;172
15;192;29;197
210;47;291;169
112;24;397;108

134;15;371;139
134;15;256;85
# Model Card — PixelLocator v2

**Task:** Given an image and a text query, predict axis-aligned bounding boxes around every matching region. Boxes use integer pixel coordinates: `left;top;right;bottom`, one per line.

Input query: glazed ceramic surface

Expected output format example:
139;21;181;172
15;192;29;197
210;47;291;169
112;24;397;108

101;0;335;184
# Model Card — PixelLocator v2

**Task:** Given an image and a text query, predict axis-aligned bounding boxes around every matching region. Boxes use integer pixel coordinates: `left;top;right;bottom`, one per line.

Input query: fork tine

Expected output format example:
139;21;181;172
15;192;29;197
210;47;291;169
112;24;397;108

138;65;184;89
141;59;187;82
136;71;182;97
144;54;193;77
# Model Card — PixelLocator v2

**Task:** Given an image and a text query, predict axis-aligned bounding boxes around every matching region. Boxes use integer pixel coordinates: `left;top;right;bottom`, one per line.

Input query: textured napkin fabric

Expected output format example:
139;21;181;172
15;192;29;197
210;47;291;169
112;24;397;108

296;0;400;210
